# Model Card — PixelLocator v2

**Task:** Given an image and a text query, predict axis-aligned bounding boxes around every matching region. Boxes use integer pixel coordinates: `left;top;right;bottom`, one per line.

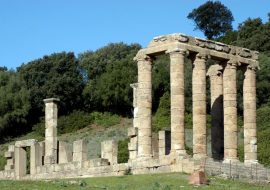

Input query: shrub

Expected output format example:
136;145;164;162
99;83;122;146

118;138;129;163
90;112;121;128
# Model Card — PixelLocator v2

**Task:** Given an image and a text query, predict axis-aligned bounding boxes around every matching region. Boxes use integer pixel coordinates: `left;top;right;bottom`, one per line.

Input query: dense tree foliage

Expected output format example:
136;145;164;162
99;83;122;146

18;52;84;122
187;1;234;39
0;70;30;139
79;43;141;114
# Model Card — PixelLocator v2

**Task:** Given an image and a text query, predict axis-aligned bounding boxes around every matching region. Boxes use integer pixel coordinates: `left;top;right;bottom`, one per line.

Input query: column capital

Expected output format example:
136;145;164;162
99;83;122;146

195;52;209;60
206;64;223;77
227;59;238;68
166;48;188;56
133;52;152;62
246;64;258;72
43;98;60;104
130;83;138;89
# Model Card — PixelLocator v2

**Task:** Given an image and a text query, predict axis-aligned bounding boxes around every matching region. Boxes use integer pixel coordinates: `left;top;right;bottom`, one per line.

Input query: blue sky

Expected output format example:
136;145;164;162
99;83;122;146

0;0;269;69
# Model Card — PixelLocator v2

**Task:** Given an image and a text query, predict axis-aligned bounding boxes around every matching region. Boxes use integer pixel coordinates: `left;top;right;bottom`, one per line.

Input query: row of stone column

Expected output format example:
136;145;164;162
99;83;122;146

134;50;257;164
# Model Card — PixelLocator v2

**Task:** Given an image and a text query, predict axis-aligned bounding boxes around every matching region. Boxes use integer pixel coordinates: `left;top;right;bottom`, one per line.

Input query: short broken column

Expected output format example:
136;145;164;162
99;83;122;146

73;140;88;162
134;53;153;158
101;140;118;165
166;48;186;155
44;98;60;165
128;127;138;160
15;147;27;178
30;142;41;175
207;64;224;160
4;145;15;171
59;141;72;164
158;130;171;156
192;53;207;159
243;65;258;164
223;60;238;163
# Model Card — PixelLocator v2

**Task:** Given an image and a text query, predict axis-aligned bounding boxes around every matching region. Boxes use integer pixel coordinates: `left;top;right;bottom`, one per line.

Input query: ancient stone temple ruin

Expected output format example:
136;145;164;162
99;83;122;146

0;33;266;180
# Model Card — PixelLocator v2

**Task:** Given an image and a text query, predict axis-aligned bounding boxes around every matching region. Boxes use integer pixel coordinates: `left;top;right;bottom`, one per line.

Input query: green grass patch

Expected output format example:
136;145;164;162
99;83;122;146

0;173;269;190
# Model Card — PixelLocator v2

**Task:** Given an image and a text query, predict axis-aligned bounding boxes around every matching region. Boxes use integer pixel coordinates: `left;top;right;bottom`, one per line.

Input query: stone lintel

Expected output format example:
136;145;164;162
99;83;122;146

148;33;259;61
43;98;60;104
15;139;38;148
140;40;258;66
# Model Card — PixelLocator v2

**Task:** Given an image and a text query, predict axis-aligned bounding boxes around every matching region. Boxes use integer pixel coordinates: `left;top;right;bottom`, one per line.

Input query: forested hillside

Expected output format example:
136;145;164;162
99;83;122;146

0;15;270;165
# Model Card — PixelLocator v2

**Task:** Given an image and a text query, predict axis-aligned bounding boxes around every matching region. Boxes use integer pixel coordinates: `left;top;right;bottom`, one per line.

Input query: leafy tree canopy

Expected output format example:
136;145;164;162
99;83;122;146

18;52;84;120
187;1;234;40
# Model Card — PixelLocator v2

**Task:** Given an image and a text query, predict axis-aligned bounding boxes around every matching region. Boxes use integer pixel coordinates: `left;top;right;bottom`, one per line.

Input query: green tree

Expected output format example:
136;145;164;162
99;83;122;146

18;52;84;122
0;70;30;139
80;43;141;115
187;1;234;40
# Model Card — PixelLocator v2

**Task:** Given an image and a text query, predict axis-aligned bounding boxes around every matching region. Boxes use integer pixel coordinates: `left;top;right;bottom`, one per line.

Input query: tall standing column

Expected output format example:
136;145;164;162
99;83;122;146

43;98;60;165
134;53;152;157
223;60;238;163
192;53;207;159
207;64;224;160
243;65;258;164
166;48;186;155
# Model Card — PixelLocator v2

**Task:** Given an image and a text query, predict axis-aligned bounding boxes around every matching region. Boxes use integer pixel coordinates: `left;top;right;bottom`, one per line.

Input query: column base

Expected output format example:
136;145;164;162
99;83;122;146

170;149;189;159
223;158;239;164
244;160;259;166
193;154;207;160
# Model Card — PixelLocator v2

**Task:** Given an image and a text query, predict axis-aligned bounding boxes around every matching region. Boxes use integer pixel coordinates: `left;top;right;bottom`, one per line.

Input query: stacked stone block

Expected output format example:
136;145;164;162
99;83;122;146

101;140;118;165
43;98;60;165
4;145;15;171
207;64;224;160
166;48;186;154
158;130;171;156
243;65;257;164
192;53;207;159
134;53;152;157
128;127;138;160
73;140;88;162
223;60;238;163
59;141;72;164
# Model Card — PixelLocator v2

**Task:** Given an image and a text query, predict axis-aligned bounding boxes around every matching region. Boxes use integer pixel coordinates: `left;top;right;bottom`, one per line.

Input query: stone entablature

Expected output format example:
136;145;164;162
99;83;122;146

148;33;259;62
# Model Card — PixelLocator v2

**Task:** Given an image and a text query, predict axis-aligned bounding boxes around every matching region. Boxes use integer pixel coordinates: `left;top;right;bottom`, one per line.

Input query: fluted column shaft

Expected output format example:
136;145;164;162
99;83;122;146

223;60;238;162
192;54;207;159
243;65;257;164
167;48;186;154
207;65;224;160
135;54;152;157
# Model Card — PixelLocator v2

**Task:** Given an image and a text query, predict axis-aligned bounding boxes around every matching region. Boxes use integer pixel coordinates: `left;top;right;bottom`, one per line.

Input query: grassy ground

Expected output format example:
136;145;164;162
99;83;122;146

0;173;269;190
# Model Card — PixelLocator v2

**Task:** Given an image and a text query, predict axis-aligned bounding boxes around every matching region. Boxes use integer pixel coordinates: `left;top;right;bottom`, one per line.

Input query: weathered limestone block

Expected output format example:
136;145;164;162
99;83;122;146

166;48;186;154
4;145;15;171
59;141;73;164
15;147;27;178
223;60;238;163
44;98;60;165
89;158;109;167
192;53;207;159
127;127;137;137
243;65;258;165
158;130;171;156
73;140;88;162
134;53;153;157
207;64;224;160
101;140;118;165
30;142;41;175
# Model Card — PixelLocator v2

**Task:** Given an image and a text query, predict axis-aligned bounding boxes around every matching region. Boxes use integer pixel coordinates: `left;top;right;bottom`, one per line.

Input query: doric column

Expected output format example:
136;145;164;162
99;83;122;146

207;64;224;160
134;53;152;157
243;65;258;164
43;98;60;165
166;48;186;155
223;60;238;163
192;53;207;159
